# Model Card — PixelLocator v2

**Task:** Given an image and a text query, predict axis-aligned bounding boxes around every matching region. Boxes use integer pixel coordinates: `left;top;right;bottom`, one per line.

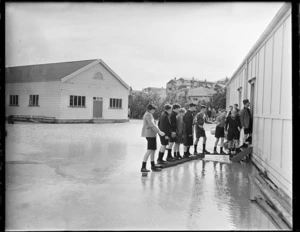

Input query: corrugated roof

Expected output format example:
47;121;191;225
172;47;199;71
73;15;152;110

187;87;215;97
6;59;97;83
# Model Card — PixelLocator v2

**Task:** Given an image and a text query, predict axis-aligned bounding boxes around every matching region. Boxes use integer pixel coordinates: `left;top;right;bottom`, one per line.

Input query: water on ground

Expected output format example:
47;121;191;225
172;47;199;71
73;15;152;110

5;120;278;230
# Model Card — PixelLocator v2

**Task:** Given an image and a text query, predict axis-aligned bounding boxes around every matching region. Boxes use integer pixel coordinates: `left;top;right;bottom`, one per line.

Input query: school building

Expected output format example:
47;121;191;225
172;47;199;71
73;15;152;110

226;3;292;196
5;59;130;123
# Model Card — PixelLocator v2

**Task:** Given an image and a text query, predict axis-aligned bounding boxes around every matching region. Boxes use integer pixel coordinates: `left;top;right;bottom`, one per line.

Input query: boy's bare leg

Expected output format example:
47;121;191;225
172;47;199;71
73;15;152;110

214;138;219;153
193;137;199;155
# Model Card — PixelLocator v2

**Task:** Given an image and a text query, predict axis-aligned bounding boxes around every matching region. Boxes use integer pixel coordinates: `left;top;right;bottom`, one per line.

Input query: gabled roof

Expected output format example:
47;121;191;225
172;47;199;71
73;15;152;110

167;79;176;84
187;87;215;97
5;59;130;90
6;59;97;83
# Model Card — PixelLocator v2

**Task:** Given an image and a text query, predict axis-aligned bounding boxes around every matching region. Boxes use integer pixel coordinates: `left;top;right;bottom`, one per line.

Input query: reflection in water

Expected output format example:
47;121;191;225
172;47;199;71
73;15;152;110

6;121;278;230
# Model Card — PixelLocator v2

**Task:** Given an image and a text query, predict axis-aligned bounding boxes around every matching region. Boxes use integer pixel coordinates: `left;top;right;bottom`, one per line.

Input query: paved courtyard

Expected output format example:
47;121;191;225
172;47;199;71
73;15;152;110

5;120;277;230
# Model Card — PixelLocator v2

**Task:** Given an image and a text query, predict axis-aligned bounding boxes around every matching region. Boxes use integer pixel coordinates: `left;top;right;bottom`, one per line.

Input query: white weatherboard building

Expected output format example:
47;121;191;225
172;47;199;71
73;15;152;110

226;4;292;196
6;59;130;123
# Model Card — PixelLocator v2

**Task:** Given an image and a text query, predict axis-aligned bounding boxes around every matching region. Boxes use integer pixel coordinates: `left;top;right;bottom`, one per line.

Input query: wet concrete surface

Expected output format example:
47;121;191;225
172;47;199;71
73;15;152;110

5;120;278;230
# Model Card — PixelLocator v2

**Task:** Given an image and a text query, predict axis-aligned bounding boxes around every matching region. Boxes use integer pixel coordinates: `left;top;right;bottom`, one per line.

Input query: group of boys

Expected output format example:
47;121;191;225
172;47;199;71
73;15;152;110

156;99;252;163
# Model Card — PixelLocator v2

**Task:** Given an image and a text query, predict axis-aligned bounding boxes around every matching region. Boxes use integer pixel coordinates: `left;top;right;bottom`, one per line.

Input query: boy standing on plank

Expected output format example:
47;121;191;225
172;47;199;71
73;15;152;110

225;109;241;158
174;108;186;160
183;103;197;158
213;108;227;154
166;103;181;161
141;104;165;172
193;105;212;156
157;104;173;165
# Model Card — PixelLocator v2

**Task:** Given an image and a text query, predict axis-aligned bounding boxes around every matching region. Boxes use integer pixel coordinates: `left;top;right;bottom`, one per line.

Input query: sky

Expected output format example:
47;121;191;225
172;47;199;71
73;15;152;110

5;2;284;90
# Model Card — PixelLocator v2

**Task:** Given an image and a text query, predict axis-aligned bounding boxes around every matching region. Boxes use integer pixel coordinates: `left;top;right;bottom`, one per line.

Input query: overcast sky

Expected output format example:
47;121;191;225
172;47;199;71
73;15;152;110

6;2;284;90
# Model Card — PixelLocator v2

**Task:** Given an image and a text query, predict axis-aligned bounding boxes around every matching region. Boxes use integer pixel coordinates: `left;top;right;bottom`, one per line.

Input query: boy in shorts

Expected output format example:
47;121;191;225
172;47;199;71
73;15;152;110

141;104;165;172
193;105;211;156
157;104;173;164
213;108;227;154
174;108;186;160
225;109;241;158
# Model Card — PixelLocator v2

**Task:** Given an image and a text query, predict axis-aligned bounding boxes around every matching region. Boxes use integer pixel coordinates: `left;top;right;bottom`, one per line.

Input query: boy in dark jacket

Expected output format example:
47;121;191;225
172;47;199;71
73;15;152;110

166;103;181;161
225;109;241;158
183;103;196;158
157;104;173;164
239;99;252;148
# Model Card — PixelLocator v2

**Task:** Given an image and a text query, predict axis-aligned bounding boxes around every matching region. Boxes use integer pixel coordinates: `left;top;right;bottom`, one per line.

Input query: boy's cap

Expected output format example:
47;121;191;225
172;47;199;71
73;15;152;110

243;99;249;104
147;104;157;110
172;103;181;110
189;103;196;107
164;104;172;110
200;105;207;109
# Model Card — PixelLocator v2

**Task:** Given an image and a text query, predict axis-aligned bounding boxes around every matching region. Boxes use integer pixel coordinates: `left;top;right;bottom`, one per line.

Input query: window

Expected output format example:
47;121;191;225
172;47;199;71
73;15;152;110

9;95;19;106
70;95;86;107
110;98;122;108
29;95;39;106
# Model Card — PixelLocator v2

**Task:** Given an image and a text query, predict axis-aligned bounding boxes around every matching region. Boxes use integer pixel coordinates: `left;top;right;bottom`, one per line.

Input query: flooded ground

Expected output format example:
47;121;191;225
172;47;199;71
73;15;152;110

5;119;278;230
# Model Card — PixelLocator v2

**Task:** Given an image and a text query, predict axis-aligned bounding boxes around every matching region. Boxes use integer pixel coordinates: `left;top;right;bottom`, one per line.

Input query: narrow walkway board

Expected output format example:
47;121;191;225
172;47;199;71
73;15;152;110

231;147;253;162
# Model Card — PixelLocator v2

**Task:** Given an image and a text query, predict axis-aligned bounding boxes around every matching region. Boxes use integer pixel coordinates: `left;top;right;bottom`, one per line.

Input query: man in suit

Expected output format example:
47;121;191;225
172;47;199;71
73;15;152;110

183;103;196;158
239;99;252;148
157;104;173;164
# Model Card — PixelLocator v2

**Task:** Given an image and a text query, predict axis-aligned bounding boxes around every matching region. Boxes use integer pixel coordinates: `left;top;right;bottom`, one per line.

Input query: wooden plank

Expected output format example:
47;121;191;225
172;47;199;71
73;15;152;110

231;147;253;162
253;177;292;228
161;155;201;169
258;173;292;208
255;174;292;214
254;196;290;230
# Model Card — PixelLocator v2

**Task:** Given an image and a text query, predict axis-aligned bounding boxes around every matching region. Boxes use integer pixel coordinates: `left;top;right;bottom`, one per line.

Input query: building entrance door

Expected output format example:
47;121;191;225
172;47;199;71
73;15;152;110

93;97;103;118
250;83;255;118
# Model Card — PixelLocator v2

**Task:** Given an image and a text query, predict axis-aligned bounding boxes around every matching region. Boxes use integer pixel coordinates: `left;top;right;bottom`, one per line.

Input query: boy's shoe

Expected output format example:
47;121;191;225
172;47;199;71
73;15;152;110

220;150;227;155
213;149;219;154
203;150;211;154
229;152;233;159
166;156;175;162
152;167;162;172
141;168;150;172
157;159;164;165
193;151;198;156
177;154;183;159
241;143;248;149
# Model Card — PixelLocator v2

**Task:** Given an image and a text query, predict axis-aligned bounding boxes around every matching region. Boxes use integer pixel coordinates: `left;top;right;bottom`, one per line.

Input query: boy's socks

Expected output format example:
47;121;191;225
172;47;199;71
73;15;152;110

194;145;197;152
150;161;155;168
142;162;146;169
220;147;223;153
167;149;172;156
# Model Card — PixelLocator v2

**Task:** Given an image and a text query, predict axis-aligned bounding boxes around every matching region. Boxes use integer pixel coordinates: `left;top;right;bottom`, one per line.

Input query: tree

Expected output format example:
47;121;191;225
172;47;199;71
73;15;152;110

210;88;227;110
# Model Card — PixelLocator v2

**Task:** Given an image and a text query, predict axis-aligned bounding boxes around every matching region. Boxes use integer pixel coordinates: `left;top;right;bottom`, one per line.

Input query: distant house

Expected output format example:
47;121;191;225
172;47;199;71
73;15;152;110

6;59;130;123
142;87;167;100
166;77;215;92
213;83;226;92
187;86;215;103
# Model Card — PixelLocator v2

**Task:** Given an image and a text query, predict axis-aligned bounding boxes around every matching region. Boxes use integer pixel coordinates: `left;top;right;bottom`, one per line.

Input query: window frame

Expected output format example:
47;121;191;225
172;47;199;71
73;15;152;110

69;95;86;108
109;98;122;109
29;95;39;106
9;95;19;106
